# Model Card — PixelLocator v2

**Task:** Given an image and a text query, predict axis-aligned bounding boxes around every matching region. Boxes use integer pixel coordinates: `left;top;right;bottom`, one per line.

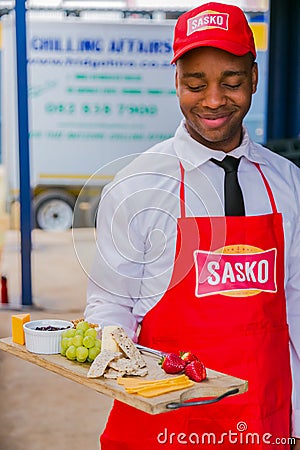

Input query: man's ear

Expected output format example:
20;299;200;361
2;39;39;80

175;67;179;97
251;62;258;94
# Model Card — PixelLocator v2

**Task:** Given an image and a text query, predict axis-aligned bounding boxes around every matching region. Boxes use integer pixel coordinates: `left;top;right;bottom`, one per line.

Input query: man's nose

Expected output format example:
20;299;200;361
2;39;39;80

201;85;226;109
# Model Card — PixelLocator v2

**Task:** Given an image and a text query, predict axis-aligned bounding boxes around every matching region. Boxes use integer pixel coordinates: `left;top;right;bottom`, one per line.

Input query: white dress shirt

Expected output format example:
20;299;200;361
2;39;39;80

85;120;300;436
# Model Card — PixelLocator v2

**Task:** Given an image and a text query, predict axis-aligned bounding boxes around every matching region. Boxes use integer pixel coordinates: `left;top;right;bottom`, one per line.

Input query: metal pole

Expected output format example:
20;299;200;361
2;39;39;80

287;0;300;138
267;0;289;139
15;0;33;306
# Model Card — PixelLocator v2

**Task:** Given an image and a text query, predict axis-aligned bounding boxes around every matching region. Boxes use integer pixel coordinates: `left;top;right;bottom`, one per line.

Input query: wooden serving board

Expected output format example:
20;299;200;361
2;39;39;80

0;337;247;415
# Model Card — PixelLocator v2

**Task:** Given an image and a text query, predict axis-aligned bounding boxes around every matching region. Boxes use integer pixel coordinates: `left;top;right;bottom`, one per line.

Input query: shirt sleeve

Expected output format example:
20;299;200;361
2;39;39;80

84;150;181;340
84;177;146;341
286;166;300;438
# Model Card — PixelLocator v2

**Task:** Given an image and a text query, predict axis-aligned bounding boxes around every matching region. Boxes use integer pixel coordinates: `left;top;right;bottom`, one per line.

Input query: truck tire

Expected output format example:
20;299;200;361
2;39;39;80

33;190;76;230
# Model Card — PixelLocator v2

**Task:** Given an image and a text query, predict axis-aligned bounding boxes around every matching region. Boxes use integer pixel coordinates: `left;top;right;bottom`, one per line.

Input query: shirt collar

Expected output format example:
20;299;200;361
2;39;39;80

174;119;267;171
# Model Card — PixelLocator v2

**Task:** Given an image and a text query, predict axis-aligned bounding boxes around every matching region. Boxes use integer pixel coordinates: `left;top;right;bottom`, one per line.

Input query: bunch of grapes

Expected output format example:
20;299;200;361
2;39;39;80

60;321;101;363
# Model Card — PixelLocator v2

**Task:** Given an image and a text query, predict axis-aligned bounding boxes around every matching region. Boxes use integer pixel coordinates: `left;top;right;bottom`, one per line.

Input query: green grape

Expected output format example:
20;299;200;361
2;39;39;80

76;321;90;332
88;346;101;362
62;330;69;339
76;346;88;363
66;345;76;360
60;337;69;355
72;335;83;347
84;328;97;339
61;337;69;349
94;339;101;349
66;337;74;348
83;335;95;349
60;347;67;356
75;329;84;337
60;323;102;363
63;328;76;338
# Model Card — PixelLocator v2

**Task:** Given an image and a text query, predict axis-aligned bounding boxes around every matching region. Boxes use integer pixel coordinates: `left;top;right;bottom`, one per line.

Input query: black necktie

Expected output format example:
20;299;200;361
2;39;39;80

211;156;245;216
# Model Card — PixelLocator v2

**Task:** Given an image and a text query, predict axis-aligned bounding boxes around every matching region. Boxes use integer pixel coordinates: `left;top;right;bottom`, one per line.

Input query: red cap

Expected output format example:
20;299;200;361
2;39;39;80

171;2;256;64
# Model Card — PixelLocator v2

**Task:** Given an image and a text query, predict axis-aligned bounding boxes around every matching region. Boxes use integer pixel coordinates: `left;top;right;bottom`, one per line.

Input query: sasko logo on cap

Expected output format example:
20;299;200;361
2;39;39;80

187;10;229;36
171;2;256;64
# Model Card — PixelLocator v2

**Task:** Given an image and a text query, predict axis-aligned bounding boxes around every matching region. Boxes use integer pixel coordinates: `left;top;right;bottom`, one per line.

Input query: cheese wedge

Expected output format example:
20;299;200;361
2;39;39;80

11;313;31;345
101;326;122;353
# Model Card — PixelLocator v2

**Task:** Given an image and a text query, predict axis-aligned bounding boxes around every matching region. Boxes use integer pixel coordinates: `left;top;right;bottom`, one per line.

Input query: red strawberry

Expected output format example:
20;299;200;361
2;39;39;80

184;360;207;382
160;353;186;374
180;351;199;364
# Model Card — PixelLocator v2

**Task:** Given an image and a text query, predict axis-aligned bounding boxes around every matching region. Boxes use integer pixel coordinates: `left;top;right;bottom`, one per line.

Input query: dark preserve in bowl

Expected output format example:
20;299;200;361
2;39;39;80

35;325;71;331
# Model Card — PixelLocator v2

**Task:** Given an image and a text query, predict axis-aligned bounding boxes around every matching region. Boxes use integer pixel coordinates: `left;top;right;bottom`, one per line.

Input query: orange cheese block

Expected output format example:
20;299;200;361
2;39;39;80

11;313;31;345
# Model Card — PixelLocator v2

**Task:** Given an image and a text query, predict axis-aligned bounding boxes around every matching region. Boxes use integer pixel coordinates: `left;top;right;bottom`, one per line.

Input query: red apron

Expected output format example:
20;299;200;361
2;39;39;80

100;162;292;449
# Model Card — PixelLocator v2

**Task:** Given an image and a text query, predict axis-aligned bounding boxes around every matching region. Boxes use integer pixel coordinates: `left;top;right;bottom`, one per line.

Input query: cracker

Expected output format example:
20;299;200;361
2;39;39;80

87;350;122;378
129;367;148;377
111;327;146;368
103;368;125;379
109;358;143;374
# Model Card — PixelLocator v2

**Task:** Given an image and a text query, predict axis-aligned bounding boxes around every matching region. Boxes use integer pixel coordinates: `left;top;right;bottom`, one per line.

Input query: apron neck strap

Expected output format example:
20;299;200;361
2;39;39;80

253;162;278;214
179;161;278;218
179;162;186;218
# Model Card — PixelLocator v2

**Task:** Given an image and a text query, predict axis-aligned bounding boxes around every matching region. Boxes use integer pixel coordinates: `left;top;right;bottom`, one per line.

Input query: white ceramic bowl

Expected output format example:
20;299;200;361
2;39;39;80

23;319;73;354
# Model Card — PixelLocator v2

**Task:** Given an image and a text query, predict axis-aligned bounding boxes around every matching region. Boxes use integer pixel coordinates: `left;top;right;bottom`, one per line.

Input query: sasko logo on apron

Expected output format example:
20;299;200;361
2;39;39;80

194;245;277;297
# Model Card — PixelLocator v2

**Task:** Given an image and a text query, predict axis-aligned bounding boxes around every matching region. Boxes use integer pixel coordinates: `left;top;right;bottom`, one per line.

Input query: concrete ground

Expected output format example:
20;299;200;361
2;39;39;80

0;227;113;450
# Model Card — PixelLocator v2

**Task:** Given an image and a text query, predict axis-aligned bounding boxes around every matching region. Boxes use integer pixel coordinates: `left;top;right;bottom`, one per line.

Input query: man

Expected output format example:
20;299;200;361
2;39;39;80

85;2;300;448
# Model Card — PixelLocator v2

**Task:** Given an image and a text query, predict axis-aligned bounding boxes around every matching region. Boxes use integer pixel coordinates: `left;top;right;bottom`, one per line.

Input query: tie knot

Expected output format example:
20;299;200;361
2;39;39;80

211;155;241;173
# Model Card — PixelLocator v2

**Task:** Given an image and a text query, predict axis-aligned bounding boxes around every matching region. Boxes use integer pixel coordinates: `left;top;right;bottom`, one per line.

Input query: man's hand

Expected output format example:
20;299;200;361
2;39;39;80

291;438;300;449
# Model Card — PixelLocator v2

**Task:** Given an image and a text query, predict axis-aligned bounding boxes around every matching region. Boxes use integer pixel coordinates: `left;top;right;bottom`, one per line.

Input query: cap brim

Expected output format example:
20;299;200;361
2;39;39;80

171;39;256;64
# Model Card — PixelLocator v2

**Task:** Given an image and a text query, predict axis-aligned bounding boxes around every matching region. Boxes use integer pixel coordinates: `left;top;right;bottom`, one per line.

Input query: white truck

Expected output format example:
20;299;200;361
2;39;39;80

1;10;269;230
1;12;182;229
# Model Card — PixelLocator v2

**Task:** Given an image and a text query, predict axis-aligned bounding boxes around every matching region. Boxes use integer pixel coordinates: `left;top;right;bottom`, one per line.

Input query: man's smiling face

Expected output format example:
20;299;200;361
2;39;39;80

175;47;258;152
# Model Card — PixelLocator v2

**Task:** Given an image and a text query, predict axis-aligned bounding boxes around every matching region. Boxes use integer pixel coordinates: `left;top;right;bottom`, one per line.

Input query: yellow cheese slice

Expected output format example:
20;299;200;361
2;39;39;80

11;313;31;345
119;374;194;397
118;374;188;387
136;381;194;398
